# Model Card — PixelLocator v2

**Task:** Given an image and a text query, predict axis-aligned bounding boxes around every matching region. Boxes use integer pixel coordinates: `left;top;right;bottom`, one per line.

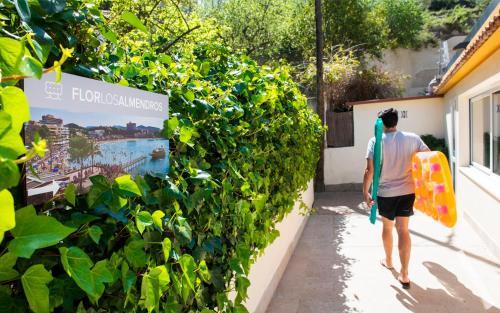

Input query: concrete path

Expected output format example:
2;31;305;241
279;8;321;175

266;192;500;313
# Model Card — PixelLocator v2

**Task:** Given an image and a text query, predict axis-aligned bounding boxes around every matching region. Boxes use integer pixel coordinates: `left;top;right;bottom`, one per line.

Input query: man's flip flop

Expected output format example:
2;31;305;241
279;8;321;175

398;278;411;289
380;259;394;270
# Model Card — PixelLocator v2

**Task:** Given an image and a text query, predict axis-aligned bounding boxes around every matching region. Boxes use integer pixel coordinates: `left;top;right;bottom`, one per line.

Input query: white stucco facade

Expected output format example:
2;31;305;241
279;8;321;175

441;49;500;259
324;96;445;186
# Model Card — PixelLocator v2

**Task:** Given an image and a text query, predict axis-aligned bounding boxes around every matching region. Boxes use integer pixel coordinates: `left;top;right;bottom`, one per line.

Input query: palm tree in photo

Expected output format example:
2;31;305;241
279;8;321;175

68;135;92;191
89;140;102;172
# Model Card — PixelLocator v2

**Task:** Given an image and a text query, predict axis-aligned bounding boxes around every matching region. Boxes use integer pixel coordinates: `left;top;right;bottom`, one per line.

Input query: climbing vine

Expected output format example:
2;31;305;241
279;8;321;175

0;1;323;312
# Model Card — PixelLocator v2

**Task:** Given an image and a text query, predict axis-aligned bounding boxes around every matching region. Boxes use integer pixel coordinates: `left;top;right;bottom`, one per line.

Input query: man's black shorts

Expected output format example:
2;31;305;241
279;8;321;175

377;193;415;220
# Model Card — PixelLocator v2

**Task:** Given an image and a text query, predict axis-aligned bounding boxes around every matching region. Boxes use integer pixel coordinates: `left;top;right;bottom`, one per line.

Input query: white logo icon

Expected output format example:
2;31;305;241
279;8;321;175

45;81;63;100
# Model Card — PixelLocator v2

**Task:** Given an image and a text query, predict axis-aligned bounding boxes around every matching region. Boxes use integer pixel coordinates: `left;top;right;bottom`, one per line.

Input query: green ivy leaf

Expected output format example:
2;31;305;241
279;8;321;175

102;30;118;44
181;276;191;304
115;175;141;197
0;253;18;281
38;0;66;14
235;276;250;303
200;62;210;76
152;210;165;231
233;304;250;313
121;262;136;294
0;111;12;138
0;37;26;76
88;225;103;244
140;266;169;313
64;183;76;206
179;126;194;143
124;239;147;268
65;212;99;228
14;0;31;21
0;159;20;190
163;117;179;138
121;11;148;33
59;247;113;304
26;33;45;62
198;260;211;283
184;90;195;102
0;189;15;244
162;238;171;261
178;254;196;291
229;259;244;275
136;211;153;235
19;55;43;79
21;264;53;313
8;205;76;258
0;86;30;133
252;194;268;212
0;130;26;159
173;216;192;244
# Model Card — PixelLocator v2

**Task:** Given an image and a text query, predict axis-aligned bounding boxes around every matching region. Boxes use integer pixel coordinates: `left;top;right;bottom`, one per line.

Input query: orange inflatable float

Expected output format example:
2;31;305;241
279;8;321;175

412;151;457;228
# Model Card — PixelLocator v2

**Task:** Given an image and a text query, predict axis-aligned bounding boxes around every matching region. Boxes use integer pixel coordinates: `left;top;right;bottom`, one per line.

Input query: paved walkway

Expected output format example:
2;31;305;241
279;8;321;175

267;192;500;313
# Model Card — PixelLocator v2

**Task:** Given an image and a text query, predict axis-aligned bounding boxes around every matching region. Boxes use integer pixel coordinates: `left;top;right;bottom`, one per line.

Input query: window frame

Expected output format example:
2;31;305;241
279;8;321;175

492;89;500;176
469;88;500;179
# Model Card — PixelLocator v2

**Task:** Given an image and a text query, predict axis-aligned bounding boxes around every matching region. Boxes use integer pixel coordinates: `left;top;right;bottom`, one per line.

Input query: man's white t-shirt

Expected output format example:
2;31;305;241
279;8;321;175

366;131;428;197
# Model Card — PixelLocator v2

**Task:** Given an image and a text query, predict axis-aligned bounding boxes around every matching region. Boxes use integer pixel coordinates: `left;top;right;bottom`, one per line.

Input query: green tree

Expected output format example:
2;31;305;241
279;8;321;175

89;140;102;171
68;135;93;191
208;0;301;61
376;0;425;48
322;0;389;57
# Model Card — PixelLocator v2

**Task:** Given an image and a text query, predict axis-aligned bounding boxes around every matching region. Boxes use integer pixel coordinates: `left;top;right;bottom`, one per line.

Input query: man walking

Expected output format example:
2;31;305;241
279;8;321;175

362;108;429;289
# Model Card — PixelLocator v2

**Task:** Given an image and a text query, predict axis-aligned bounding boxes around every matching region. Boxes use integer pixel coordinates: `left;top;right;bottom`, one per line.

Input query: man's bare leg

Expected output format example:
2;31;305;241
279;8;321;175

395;216;411;282
381;217;394;269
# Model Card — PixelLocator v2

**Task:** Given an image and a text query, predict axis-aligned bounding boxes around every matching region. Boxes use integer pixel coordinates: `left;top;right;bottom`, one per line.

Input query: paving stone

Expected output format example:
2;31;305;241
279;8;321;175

266;192;500;313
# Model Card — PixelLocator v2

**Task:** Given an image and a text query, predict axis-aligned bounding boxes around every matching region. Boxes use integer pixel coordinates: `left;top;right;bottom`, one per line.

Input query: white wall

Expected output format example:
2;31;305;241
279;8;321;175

442;49;500;259
244;180;314;313
324;97;445;186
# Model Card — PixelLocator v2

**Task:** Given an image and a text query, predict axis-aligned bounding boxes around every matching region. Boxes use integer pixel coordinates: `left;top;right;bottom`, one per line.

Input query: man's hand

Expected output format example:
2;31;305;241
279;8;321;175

364;192;374;208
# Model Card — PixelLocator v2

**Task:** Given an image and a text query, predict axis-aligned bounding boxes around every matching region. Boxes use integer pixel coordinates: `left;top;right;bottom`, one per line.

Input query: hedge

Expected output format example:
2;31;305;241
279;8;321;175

0;1;323;312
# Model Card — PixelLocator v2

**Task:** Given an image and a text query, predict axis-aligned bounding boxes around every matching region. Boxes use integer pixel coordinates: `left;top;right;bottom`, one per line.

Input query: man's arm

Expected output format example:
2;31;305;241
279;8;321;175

363;159;374;207
418;136;430;152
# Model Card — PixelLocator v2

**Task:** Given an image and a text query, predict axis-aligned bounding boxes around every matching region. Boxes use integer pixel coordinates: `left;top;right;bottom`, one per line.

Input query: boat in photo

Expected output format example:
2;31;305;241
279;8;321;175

150;147;166;159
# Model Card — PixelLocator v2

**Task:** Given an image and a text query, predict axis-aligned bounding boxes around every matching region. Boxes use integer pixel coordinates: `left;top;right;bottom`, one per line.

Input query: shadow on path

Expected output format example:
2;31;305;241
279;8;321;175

339;194;500;270
267;192;500;313
391;262;500;313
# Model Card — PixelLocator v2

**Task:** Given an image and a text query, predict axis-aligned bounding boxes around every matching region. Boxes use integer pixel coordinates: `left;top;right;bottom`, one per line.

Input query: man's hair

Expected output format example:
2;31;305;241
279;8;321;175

378;108;398;128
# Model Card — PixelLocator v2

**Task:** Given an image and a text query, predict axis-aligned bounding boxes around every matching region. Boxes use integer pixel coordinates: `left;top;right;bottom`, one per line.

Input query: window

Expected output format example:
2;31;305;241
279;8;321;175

469;89;500;176
494;91;500;175
470;95;491;168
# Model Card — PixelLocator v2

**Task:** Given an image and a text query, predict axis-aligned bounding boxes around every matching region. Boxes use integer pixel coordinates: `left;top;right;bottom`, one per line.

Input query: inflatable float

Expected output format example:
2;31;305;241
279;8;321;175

412;151;457;228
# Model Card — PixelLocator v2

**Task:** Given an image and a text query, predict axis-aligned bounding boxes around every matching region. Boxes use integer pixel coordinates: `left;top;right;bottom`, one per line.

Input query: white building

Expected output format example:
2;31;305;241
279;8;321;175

324;1;500;259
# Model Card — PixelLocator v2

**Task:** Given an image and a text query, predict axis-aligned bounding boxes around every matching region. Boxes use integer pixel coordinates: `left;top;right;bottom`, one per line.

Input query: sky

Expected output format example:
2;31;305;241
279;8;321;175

30;107;165;128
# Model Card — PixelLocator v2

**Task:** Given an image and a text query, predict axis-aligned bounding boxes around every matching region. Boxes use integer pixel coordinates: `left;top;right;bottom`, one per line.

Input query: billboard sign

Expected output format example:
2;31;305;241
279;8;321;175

24;72;169;204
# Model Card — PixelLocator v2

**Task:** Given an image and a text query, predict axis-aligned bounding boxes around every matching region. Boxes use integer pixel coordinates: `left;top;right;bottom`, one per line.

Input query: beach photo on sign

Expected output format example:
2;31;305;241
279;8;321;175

24;107;169;204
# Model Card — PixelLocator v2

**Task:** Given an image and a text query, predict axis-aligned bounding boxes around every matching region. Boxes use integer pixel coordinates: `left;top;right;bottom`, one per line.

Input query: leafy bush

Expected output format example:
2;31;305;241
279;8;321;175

427;0;477;11
0;1;323;313
302;50;406;112
421;134;449;159
425;5;483;40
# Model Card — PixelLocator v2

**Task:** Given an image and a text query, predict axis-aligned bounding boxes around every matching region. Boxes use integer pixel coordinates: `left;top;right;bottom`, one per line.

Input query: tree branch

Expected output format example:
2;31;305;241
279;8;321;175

159;25;201;53
169;0;190;30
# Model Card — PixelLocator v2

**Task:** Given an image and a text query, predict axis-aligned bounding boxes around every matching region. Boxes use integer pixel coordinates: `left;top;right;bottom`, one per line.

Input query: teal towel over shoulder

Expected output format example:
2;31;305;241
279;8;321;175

370;118;383;224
